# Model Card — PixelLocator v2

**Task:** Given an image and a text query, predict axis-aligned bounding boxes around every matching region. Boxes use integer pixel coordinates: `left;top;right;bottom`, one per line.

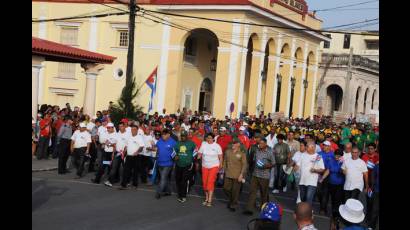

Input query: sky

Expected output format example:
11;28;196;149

306;0;379;31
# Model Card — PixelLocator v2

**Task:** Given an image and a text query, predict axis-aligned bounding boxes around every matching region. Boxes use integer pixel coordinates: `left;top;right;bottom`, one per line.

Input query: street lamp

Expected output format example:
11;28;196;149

210;58;217;71
277;74;282;83
291;76;296;89
303;79;308;88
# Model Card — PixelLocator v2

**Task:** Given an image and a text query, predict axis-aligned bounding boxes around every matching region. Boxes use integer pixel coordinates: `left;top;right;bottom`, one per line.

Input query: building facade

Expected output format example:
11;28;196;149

32;0;329;119
317;31;379;117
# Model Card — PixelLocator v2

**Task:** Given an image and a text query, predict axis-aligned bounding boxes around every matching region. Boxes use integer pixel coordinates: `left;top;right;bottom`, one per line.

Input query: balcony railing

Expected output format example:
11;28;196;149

320;53;379;71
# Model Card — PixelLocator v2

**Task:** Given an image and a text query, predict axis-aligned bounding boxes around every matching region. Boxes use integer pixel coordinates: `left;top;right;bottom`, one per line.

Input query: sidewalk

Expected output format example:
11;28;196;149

32;158;58;172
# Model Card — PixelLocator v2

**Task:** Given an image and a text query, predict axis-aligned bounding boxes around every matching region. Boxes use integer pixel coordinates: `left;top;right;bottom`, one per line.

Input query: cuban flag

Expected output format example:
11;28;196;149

145;67;158;113
193;147;198;157
367;160;375;169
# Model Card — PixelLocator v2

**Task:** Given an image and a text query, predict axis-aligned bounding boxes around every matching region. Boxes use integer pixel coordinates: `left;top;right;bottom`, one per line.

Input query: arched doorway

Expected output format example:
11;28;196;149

276;43;290;112
181;28;218;113
325;84;343;115
198;78;212;112
242;34;259;113
354;87;361;116
289;47;303;117
371;89;376;110
364;88;369;114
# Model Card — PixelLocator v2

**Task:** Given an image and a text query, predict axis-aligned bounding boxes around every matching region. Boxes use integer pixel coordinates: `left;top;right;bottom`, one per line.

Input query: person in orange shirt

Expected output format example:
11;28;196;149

36;113;52;160
238;126;251;150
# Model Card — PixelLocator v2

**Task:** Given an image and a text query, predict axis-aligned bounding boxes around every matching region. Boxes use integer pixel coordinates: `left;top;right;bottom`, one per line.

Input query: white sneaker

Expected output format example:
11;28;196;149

104;181;113;187
272;189;280;194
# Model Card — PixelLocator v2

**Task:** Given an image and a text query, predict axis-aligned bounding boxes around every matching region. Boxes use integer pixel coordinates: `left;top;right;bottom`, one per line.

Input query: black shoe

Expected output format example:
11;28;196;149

164;192;171;196
58;172;65;175
243;210;253;216
91;179;99;184
155;193;161;199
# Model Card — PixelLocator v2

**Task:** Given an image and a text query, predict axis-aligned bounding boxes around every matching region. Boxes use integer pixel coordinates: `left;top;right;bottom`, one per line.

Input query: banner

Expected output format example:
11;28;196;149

271;112;285;122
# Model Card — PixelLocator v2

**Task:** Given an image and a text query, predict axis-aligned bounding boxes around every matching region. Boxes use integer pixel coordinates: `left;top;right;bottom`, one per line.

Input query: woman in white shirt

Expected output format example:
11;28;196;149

198;133;223;207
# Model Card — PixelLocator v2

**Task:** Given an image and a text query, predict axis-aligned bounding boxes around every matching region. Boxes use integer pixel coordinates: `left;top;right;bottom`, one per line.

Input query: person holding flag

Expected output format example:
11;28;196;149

145;67;157;114
173;131;197;203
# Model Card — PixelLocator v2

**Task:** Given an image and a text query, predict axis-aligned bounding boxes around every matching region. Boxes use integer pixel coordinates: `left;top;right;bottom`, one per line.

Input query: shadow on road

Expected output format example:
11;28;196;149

32;179;69;212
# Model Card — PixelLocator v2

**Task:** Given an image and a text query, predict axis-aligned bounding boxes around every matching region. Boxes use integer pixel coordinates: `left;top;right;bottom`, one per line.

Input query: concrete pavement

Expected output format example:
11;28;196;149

32;158;58;172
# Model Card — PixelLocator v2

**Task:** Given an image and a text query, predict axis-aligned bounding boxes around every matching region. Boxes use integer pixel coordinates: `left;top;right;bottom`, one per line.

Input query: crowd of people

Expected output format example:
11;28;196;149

32;103;379;230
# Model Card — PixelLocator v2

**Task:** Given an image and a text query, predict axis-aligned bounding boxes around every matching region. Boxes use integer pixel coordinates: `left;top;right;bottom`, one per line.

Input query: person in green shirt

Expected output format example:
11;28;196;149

340;123;352;146
364;128;377;151
353;129;366;152
174;131;197;203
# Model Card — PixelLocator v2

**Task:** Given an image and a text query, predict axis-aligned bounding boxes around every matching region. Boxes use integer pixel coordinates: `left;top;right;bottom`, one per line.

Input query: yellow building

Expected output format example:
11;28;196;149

32;0;329;119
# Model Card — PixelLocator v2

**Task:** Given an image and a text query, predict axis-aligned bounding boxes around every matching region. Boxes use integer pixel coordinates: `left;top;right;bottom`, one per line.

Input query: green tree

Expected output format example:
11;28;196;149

109;76;143;124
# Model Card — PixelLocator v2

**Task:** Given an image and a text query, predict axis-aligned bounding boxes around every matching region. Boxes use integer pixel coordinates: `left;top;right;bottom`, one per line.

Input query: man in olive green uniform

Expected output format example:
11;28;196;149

223;138;247;212
174;131;197;203
272;134;291;194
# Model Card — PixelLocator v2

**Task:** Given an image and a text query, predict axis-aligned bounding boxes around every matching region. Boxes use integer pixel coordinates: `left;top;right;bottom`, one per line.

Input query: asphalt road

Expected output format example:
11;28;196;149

32;170;330;230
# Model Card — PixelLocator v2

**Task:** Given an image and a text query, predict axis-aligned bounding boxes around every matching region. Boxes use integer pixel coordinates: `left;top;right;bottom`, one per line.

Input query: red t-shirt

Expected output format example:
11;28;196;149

54;119;64;134
189;135;203;150
238;134;251;150
362;153;379;177
198;128;206;136
216;134;232;153
39;118;51;138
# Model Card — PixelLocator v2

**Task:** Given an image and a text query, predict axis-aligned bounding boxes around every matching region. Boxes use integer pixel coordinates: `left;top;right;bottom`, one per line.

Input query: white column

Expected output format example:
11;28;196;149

38;15;47;105
225;19;242;116
285;38;297;117
81;63;104;116
310;47;320;118
255;27;268;113
271;34;283;113
32;56;44;119
88;17;98;51
156;17;171;112
297;42;309;118
236;24;250;118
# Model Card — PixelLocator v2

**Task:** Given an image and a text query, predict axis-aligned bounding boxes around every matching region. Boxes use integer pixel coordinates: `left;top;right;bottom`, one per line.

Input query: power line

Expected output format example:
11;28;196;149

32;11;128;23
140;7;379;36
314;0;378;12
323;18;378;30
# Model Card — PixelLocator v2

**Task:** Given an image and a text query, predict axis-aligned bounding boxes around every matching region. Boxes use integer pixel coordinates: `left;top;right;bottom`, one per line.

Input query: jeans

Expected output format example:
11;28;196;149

299;185;317;205
94;151;113;183
329;183;344;218
317;177;330;213
366;192;379;229
109;154;123;183
57;139;71;173
156;166;173;194
273;163;286;190
121;155;139;187
72;147;88;177
175;164;193;198
344;189;361;202
36;136;49;160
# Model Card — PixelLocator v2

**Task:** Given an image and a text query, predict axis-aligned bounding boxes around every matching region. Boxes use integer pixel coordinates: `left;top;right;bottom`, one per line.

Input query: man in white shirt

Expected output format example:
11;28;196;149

181;118;191;132
139;126;156;184
119;125;145;189
294;141;325;205
266;127;278;189
343;142;353;160
108;122;130;186
86;116;96;133
71;123;91;179
92;122;117;185
342;146;369;201
291;140;307;204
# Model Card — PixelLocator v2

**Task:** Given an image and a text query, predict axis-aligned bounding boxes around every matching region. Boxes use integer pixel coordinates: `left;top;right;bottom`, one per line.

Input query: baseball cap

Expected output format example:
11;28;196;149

260;202;283;222
107;122;114;127
79;123;87;128
121;118;129;123
239;126;246;131
220;127;227;131
323;140;331;146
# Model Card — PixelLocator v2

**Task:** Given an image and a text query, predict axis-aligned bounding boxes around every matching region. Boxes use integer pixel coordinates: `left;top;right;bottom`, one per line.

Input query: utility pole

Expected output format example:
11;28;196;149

125;0;137;86
343;47;353;114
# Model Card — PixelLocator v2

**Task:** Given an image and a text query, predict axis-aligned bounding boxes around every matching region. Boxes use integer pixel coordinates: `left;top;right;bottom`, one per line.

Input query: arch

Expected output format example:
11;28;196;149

265;38;276;56
294;47;304;64
325;84;343;115
179;28;220;48
198;78;213;112
280;43;291;59
307;51;315;65
371;89;377;110
354;87;362;116
249;33;260;53
363;87;370;114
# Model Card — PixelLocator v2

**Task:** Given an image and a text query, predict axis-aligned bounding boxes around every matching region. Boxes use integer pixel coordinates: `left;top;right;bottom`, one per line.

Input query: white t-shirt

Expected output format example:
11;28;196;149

101;131;117;152
71;130;92;149
126;134;145;156
181;123;191;132
342;158;368;191
292;151;305;175
297;152;325;187
125;127;132;135
142;134;156;157
116;131;130;153
199;142;222;168
98;126;107;143
343;152;352;160
266;134;278;149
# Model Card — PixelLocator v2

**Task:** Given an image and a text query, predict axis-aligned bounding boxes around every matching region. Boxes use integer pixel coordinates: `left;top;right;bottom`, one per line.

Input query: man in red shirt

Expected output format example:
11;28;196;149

238;126;251;150
36;113;52;160
216;127;232;153
361;143;379;178
320;134;339;152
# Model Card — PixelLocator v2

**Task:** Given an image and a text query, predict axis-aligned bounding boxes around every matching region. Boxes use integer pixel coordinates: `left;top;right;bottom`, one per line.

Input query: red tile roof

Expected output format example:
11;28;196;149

32;37;116;64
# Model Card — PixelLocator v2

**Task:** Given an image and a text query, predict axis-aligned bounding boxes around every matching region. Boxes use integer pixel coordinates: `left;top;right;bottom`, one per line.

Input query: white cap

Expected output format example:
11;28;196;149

239;126;246;131
79;123;87;128
339;199;365;223
323;140;331;146
107;122;114;127
219;127;227;131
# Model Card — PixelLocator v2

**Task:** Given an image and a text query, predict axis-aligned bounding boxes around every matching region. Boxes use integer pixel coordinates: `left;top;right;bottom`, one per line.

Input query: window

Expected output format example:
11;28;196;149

365;40;379;50
118;30;128;47
184;37;197;65
184;94;191;109
58;27;78;79
323;34;331;49
60;27;78;46
343;34;351;49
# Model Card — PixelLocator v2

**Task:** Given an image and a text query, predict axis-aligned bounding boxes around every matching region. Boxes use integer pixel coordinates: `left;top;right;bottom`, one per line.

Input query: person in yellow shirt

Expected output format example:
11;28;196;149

350;124;359;137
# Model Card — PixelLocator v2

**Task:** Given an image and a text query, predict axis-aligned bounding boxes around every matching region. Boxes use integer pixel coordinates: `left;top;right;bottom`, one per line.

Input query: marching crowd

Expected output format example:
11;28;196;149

32;103;379;230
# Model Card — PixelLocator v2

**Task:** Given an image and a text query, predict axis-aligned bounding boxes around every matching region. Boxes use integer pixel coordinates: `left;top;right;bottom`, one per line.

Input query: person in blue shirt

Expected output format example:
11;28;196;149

322;149;345;229
317;141;334;215
154;129;177;199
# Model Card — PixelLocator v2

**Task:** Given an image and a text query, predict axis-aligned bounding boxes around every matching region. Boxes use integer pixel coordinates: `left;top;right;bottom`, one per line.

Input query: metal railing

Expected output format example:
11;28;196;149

320;53;379;71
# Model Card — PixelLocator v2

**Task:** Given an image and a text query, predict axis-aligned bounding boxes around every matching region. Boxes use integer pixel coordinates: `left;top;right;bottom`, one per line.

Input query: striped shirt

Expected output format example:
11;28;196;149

58;124;72;140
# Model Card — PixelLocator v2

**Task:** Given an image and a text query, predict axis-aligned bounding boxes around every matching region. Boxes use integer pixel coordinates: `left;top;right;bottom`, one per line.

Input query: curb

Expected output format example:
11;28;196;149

32;167;58;172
